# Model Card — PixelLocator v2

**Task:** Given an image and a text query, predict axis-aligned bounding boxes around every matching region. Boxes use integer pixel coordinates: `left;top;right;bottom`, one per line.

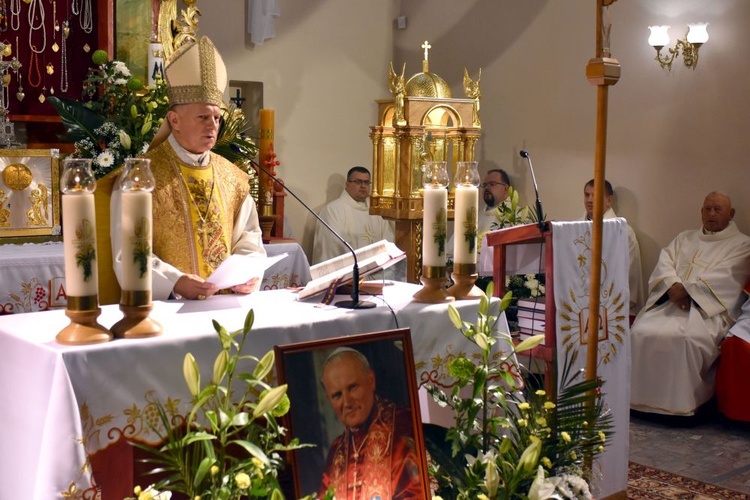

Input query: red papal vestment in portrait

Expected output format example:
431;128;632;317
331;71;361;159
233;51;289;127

319;397;425;500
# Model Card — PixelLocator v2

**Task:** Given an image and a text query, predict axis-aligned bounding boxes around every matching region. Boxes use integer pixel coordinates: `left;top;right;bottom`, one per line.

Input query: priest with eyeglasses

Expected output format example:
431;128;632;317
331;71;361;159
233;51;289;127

312;166;394;264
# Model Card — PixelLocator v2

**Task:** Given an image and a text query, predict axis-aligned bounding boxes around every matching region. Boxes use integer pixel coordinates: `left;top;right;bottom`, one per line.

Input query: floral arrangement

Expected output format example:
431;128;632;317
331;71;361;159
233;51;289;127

130;310;309;500
49;50;169;178
49;51;259;180
506;273;545;301
424;282;612;499
505;273;546;328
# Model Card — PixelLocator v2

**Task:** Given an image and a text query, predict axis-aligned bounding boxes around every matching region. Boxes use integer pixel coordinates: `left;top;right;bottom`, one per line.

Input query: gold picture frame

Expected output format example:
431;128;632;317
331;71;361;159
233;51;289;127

274;329;431;499
0;149;61;239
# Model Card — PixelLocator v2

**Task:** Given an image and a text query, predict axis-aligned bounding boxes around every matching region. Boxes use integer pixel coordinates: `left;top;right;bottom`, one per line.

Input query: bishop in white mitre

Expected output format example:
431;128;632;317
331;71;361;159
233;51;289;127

630;192;750;416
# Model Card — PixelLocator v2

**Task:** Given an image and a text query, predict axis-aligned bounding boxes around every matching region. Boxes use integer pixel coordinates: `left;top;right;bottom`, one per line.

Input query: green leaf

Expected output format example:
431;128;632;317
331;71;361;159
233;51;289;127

47;96;106;145
230;439;270;465
194;456;215;490
472;366;487;399
499;290;513;312
184;432;216;445
231;411;250;427
422;423;470;479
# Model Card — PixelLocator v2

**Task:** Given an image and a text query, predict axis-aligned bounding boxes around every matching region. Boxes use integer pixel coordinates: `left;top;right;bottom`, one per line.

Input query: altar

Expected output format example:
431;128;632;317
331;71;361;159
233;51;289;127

0;241;312;314
0;281;510;499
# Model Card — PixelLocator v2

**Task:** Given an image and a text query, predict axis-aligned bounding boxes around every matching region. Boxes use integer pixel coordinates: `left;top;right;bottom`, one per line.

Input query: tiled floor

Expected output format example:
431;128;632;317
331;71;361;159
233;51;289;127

629;410;750;493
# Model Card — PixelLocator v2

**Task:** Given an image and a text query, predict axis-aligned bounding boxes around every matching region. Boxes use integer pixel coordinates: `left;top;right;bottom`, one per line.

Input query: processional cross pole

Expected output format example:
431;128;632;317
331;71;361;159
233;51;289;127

584;0;620;471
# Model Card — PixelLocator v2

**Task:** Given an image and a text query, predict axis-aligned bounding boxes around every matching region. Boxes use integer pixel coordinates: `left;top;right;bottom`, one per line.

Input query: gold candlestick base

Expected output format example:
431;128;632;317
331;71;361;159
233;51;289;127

259;214;278;240
56;296;112;345
413;266;454;304
111;291;163;339
447;263;484;300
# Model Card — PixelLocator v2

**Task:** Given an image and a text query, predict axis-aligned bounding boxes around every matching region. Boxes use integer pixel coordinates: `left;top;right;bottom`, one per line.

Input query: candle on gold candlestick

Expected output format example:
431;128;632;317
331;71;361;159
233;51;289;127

62;193;99;297
119;159;155;292
453;185;479;264
422;186;448;267
112;158;162;339
57;159;111;345
119;190;152;290
413;161;453;303
258;108;275;208
448;161;483;300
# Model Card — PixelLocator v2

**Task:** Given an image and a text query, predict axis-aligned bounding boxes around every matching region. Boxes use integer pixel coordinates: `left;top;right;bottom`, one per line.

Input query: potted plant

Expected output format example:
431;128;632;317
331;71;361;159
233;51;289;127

129;310;311;500
424;283;612;499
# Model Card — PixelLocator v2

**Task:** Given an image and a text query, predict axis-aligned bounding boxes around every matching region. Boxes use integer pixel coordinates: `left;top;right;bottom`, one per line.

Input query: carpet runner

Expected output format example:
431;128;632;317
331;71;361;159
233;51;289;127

628;462;749;499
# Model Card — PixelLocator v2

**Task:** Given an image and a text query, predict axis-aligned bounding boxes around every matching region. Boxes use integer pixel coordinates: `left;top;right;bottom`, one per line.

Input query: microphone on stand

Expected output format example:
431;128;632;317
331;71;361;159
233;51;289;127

249;157;375;309
519;149;547;232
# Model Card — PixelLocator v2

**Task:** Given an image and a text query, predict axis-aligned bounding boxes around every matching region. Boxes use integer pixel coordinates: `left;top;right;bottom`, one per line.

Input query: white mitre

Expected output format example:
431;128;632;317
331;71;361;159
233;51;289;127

149;36;228;150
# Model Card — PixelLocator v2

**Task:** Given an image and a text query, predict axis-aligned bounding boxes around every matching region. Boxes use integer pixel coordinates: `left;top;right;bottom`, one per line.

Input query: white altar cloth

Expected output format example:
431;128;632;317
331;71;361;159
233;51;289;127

0;241;311;313
0;282;510;499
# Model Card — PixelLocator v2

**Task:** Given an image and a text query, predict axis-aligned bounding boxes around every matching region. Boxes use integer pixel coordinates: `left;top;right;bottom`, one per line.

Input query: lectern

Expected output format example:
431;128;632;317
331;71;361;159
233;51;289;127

486;222;556;392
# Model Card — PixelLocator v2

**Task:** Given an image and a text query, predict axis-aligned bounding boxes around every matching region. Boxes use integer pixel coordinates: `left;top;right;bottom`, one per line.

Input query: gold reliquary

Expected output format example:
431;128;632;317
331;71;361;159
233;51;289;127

368;40;482;281
0;149;61;239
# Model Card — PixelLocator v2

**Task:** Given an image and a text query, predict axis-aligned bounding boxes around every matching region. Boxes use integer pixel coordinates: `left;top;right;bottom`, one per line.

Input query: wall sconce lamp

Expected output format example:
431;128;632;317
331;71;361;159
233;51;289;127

648;23;709;70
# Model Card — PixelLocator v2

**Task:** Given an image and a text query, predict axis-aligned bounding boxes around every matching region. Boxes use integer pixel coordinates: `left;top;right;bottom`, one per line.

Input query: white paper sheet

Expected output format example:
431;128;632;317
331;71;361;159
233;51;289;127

206;253;287;289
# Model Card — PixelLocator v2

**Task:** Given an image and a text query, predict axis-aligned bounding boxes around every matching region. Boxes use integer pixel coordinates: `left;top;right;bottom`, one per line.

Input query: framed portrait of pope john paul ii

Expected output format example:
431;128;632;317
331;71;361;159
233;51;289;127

275;328;430;499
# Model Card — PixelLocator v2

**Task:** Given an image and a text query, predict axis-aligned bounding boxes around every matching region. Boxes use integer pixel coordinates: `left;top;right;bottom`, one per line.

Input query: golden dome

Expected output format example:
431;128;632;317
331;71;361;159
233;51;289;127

405;71;453;98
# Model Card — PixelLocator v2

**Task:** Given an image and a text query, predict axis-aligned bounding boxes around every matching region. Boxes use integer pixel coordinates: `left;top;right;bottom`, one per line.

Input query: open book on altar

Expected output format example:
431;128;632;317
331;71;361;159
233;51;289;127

297;240;406;300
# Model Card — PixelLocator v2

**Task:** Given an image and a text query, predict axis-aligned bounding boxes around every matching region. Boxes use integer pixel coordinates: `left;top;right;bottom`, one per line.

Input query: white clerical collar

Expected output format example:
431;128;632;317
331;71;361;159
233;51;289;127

700;221;738;240
344;191;369;210
168;135;210;167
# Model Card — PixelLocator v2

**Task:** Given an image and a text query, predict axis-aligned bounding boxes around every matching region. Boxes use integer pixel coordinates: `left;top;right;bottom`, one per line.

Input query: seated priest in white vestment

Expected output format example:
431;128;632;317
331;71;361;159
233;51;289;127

581;179;645;316
312;166;394;264
111;37;265;301
630;192;750;416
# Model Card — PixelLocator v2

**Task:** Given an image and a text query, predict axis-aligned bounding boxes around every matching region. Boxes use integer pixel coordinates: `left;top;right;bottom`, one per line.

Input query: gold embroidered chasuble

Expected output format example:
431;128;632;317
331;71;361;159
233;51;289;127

146;141;250;278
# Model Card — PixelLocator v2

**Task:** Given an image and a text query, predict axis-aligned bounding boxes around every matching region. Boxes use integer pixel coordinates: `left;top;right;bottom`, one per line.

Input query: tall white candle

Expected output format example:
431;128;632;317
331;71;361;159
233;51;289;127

120;191;153;291
62;193;99;297
422;187;448;267
453;185;479;264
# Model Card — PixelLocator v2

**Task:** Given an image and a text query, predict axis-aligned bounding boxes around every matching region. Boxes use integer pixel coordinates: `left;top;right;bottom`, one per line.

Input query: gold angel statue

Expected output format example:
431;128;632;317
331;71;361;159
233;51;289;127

0;190;9;227
388;62;407;128
463;67;481;127
26;184;49;226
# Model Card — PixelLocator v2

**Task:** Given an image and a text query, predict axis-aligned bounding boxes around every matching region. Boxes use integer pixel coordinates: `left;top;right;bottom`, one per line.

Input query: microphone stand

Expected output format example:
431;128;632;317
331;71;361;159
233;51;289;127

250;159;375;309
519;150;547;233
